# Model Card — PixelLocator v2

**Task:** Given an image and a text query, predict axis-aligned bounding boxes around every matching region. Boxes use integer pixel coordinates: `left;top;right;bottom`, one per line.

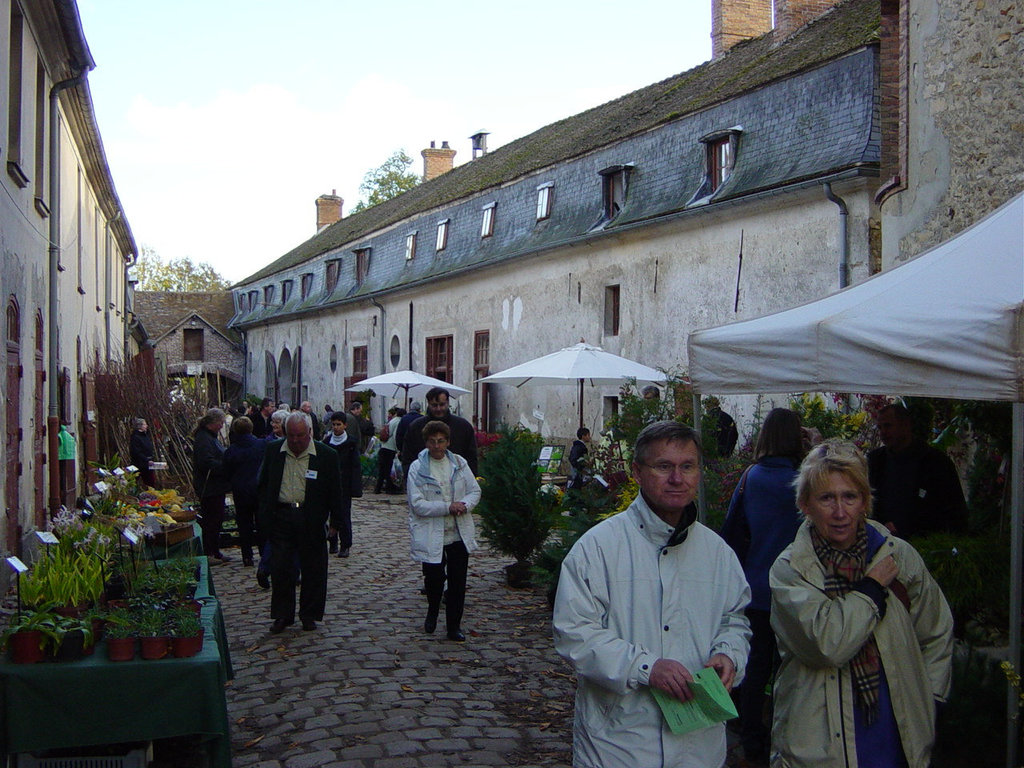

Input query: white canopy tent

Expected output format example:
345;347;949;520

687;192;1023;766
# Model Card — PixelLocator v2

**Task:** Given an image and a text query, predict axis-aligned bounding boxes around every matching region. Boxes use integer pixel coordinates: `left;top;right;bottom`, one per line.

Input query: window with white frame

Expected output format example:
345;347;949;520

536;183;553;221
355;248;370;283
700;128;741;193
405;232;417;260
481;202;496;238
436;219;449;251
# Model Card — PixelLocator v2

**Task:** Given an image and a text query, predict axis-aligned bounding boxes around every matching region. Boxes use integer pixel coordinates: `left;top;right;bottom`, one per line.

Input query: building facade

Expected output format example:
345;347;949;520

1;0;136;557
231;0;881;440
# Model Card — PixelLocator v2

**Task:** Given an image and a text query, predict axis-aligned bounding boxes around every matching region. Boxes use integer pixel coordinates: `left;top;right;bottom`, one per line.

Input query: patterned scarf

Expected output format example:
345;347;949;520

810;523;881;724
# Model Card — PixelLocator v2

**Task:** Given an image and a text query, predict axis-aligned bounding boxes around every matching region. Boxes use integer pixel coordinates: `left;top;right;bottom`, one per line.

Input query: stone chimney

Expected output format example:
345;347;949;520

774;0;841;39
421;141;457;182
315;190;343;231
711;0;772;58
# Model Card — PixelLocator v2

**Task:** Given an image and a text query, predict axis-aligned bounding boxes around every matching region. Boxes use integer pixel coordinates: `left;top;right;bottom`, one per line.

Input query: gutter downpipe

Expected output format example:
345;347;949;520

823;182;849;288
123;249;135;361
104;211;121;366
48;69;88;514
371;297;387;421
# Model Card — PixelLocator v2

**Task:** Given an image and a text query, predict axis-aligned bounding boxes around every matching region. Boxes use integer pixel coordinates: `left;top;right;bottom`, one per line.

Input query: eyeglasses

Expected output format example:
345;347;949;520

639;461;699;478
814;490;862;509
426;438;449;446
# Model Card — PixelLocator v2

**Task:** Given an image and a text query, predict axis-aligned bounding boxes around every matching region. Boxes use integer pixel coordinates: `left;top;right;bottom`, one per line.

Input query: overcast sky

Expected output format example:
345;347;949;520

77;1;712;284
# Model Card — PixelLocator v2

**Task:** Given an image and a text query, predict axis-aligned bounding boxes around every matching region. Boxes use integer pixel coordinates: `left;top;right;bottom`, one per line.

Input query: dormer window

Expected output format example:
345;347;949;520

405;232;418;260
536;183;553;221
355;247;371;283
237;293;247;313
263;285;276;306
599;165;633;221
281;280;293;303
300;273;313;299
436;219;449;251
248;290;258;309
481;202;496;238
700;127;741;193
325;259;340;294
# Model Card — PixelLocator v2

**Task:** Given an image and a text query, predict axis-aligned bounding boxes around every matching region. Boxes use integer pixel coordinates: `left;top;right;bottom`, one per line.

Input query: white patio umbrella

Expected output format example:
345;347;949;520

480;342;666;427
345;370;469;403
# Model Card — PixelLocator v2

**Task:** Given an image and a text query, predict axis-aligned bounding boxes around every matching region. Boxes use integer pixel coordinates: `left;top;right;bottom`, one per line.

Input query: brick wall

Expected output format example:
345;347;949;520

775;0;843;39
422;143;457;181
316;193;343;231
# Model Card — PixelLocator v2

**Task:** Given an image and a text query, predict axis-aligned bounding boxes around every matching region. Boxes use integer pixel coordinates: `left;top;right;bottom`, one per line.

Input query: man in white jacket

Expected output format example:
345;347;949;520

553;421;751;768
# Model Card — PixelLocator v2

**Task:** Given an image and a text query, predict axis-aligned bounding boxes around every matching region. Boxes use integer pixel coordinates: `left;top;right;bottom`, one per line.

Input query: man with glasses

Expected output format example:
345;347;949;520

399;387;478;479
553;420;751;768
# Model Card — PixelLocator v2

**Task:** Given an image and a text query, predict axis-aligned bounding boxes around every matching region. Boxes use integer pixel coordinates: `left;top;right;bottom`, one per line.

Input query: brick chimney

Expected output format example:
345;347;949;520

774;0;841;39
421;141;457;182
711;0;772;58
315;190;343;231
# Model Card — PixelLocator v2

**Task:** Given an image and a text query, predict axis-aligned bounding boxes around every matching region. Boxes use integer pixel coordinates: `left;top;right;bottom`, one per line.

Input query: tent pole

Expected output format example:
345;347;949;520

693;391;705;524
1008;402;1023;768
578;380;584;429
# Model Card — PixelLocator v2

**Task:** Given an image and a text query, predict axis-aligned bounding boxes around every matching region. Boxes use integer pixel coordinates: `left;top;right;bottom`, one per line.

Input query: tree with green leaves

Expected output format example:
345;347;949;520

131;246;230;291
350;150;420;213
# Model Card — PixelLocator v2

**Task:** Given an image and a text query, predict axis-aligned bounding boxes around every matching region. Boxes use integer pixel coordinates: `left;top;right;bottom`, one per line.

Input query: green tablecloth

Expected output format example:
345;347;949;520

0;557;233;767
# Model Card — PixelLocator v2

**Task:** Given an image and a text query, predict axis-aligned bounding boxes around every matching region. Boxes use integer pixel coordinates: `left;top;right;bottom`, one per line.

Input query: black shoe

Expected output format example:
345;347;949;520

270;619;290;634
256;571;270;590
243;557;254;567
301;618;316;631
328;539;338;554
337;548;350;558
447;630;466;642
424;615;437;634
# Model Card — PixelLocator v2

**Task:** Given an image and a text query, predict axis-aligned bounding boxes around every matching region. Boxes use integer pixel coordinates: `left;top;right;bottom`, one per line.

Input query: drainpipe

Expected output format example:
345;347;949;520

103;212;122;366
371;297;386;423
823;182;849;289
123;249;136;361
47;69;88;515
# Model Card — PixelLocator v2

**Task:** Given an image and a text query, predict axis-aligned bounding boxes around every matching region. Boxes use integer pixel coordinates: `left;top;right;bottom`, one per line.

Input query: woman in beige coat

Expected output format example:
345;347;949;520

769;440;953;768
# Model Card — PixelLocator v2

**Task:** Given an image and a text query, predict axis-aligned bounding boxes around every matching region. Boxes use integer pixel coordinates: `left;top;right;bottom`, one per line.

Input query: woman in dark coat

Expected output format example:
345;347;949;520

129;417;157;488
192;407;232;563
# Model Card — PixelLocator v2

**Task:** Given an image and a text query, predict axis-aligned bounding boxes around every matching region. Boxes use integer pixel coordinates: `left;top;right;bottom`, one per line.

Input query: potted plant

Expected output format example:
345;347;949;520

51;615;94;662
476;425;561;587
134;604;169;660
167;605;204;658
2;608;63;664
103;607;138;661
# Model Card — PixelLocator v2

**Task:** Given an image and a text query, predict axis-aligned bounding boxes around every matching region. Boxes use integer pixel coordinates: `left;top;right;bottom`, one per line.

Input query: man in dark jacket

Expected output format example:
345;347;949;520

257;412;344;633
251;398;275;439
223;416;265;567
400;387;478;477
324;411;363;557
129;418;156;488
868;403;968;539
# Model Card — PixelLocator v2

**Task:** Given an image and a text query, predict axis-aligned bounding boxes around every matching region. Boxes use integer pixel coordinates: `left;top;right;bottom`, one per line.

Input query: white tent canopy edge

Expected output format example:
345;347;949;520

686;192;1023;768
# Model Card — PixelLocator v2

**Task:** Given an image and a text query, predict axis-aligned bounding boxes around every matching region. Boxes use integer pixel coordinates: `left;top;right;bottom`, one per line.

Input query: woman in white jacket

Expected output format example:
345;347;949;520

407;419;481;641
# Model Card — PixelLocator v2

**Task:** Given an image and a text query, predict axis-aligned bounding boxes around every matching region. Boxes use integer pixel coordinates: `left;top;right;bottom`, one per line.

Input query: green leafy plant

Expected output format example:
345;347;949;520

476;425;561;586
103;606;138;639
165;605;202;638
1;607;64;652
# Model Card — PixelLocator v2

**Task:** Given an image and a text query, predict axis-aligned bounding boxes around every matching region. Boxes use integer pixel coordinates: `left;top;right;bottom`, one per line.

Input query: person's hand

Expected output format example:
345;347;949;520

649;659;695;702
328;526;337;537
884;521;898;534
867;555;899;587
706;653;737;691
449;502;467;516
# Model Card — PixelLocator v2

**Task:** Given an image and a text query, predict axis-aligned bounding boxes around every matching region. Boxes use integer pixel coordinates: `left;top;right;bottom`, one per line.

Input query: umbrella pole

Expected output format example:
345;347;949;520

578;379;584;430
693;391;706;524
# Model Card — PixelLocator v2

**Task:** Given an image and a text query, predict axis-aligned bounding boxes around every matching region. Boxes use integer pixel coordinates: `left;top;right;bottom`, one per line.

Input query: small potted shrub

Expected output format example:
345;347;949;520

51;615;94;662
167;605;204;658
103;607;137;661
134;605;170;660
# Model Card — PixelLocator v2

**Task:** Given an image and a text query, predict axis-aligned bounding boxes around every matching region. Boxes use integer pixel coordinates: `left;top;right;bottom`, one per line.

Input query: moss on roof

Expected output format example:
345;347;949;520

236;0;879;288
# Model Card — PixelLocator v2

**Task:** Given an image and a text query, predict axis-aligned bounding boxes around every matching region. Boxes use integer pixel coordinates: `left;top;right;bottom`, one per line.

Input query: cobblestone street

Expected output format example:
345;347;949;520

215;493;576;768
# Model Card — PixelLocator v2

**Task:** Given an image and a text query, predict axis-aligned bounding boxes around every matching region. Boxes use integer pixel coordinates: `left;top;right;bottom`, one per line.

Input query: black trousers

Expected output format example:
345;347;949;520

375;448;398;493
739;607;777;765
422;540;469;633
233;495;261;561
198;494;225;558
269;507;328;622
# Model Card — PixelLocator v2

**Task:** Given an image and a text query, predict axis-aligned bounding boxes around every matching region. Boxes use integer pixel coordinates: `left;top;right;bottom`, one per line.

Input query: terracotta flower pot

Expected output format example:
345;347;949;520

171;629;205;658
52;629;86;662
106;636;136;662
8;630;46;664
139;636;169;660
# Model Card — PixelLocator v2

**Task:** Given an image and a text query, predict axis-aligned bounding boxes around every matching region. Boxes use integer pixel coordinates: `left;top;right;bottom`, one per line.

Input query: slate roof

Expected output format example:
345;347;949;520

134;292;241;344
237;0;878;292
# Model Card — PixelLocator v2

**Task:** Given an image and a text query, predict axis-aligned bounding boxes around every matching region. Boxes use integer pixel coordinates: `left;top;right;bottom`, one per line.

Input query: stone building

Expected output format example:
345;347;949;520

231;0;883;441
1;0;136;556
133;292;244;406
